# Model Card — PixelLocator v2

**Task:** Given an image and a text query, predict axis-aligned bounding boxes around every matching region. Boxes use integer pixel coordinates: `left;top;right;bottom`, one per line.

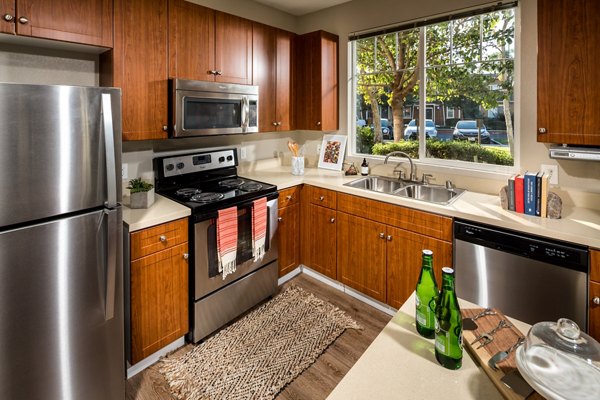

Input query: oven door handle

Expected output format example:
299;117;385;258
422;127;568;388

266;198;279;249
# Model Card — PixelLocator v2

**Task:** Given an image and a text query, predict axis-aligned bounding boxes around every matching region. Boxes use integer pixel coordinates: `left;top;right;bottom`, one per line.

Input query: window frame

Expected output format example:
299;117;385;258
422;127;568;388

348;5;521;175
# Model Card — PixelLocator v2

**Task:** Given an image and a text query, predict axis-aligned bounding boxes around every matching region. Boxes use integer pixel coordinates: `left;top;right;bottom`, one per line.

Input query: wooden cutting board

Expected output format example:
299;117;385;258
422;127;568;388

462;308;544;400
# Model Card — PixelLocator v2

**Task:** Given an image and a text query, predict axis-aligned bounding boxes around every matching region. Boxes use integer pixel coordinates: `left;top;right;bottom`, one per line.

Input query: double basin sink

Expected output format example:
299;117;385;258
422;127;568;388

344;176;465;205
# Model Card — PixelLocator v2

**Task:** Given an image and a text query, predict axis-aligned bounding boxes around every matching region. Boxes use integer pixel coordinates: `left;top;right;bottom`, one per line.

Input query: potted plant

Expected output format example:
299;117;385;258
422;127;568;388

127;178;155;209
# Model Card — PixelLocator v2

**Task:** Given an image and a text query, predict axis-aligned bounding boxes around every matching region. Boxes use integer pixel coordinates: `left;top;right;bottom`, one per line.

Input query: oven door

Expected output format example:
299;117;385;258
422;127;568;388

174;90;258;137
194;197;278;300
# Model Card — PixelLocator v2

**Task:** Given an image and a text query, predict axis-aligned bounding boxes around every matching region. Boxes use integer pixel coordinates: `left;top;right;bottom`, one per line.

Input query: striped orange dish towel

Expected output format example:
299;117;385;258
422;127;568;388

216;206;238;280
252;197;267;261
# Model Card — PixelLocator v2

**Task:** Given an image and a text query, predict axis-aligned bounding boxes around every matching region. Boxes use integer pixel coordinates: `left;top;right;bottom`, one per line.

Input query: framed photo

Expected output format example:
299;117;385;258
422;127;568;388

318;135;347;171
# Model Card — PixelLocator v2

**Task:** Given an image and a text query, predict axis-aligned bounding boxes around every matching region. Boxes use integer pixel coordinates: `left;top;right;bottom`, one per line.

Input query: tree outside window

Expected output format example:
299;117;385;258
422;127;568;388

353;8;515;167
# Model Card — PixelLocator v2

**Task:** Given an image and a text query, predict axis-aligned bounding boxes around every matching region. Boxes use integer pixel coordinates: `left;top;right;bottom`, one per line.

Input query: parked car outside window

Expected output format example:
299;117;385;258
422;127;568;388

403;119;438;140
452;120;490;144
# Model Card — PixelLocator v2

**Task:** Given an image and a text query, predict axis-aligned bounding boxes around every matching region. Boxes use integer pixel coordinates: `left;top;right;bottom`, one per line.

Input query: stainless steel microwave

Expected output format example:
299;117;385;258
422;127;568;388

170;79;258;137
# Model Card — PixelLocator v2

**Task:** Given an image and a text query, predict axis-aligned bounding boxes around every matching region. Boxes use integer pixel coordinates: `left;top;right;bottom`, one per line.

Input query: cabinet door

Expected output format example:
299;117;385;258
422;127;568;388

131;243;188;364
0;0;15;34
275;29;293;130
252;22;276;131
337;212;387;302
107;0;168;141
537;0;600;145
15;0;112;47
386;227;452;309
215;11;252;84
307;204;337;279
278;203;300;277
168;0;214;82
319;31;338;131
590;281;600;342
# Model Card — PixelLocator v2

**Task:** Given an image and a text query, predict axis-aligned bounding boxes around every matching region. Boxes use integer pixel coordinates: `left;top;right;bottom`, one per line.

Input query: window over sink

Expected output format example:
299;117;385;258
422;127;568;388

350;2;517;171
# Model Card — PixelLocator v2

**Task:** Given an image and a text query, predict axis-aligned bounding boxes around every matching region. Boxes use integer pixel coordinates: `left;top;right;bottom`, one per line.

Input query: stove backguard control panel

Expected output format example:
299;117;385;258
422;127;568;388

160;149;237;177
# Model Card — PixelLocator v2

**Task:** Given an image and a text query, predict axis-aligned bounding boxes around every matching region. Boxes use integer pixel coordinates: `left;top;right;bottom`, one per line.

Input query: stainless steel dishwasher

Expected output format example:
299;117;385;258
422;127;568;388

454;220;589;330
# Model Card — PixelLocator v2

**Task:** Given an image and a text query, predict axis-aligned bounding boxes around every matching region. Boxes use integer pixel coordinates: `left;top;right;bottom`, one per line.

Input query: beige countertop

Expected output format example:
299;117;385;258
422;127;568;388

240;166;600;249
327;293;531;400
122;194;190;232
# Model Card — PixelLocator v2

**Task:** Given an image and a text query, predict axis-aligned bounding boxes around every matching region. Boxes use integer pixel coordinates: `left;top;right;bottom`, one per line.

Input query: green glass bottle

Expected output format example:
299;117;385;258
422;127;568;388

415;249;438;338
435;267;463;370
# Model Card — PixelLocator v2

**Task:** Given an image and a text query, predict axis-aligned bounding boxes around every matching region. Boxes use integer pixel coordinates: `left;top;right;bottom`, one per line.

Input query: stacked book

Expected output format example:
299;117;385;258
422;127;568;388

507;171;550;217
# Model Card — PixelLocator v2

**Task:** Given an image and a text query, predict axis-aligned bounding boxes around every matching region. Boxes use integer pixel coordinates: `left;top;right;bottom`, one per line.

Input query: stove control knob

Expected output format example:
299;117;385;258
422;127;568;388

227;155;233;161
176;162;185;169
165;163;175;171
219;156;225;163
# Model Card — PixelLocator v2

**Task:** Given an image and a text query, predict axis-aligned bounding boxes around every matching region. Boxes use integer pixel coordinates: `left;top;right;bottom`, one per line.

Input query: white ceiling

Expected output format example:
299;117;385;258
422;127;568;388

253;0;352;16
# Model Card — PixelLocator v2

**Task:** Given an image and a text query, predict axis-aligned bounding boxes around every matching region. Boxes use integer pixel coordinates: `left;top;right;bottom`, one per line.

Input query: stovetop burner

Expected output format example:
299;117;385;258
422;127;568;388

190;192;225;204
239;182;263;192
219;178;244;189
175;188;202;198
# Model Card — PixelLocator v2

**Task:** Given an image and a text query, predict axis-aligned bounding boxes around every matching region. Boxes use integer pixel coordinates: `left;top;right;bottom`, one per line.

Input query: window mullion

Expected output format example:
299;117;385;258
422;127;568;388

418;27;426;162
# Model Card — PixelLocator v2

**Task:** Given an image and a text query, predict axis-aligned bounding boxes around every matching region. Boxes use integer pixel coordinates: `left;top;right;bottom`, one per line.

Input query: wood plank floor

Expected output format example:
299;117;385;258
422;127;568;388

126;273;392;400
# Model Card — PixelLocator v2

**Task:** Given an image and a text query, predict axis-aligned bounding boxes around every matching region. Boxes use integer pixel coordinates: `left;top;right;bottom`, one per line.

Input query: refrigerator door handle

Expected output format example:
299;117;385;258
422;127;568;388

104;208;118;320
102;93;118;209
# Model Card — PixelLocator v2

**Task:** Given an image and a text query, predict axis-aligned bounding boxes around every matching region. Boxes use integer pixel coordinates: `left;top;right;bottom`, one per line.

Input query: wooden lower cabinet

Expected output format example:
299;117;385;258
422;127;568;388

278;202;300;276
337;212;387;302
130;237;188;364
590;280;600;342
306;204;337;279
386;227;453;309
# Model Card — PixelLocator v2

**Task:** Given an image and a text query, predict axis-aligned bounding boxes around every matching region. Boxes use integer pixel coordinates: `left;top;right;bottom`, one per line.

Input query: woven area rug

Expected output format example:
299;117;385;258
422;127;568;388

160;285;360;400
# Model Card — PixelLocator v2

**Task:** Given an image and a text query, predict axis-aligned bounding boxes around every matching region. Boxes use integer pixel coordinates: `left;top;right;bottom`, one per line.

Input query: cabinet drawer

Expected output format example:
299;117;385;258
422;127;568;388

278;186;300;208
131;218;188;260
309;186;337;209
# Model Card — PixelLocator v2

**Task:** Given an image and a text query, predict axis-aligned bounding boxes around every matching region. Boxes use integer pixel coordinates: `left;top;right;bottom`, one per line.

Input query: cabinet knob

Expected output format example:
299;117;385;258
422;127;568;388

594;297;600;305
162;125;168;131
18;16;28;24
286;195;293;200
538;127;547;134
277;217;283;222
159;235;167;242
272;122;278;126
316;121;321;126
183;253;189;260
379;232;385;239
209;70;217;75
277;121;282;126
3;14;14;21
330;218;335;223
216;70;223;76
319;196;325;201
387;235;392;241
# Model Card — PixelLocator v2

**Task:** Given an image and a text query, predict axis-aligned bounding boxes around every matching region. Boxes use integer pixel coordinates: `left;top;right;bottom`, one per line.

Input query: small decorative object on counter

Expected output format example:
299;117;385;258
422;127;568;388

127;177;155;209
546;192;562;219
360;158;369;176
435;267;463;370
291;156;304;176
344;162;358;175
415;249;438;339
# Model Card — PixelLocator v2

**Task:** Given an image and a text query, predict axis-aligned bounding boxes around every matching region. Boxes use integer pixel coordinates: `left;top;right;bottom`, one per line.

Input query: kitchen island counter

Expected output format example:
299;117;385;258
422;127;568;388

326;293;531;400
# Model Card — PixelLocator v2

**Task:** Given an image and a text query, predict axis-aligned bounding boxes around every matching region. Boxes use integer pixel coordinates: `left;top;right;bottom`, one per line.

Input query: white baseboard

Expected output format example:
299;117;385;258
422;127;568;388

277;266;302;286
301;266;397;317
126;337;185;379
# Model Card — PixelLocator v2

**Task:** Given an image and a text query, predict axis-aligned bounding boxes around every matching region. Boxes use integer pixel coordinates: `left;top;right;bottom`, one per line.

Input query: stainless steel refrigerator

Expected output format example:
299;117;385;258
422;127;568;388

0;83;125;399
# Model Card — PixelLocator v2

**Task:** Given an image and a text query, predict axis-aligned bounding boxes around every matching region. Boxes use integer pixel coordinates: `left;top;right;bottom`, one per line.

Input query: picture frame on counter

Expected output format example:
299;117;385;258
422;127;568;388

318;134;347;171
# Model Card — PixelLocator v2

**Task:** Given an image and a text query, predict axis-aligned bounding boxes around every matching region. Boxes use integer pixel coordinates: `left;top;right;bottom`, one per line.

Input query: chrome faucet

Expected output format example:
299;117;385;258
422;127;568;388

384;151;415;181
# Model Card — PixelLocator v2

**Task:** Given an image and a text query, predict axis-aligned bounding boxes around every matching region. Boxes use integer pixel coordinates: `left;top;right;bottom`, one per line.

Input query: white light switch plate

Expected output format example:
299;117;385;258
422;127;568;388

541;164;558;185
240;146;247;160
122;164;128;180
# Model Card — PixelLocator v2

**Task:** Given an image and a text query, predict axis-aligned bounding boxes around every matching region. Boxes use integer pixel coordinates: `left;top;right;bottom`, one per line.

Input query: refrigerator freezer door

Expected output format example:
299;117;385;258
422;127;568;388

0;208;124;400
0;83;122;228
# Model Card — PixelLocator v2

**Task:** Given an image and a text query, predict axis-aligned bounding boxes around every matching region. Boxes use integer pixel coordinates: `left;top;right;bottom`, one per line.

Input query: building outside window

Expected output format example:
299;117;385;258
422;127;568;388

351;5;516;169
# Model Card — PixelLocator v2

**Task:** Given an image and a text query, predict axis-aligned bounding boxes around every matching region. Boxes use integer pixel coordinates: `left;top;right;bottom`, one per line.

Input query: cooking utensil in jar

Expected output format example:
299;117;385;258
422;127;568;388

463;308;496;331
287;141;297;156
471;319;512;348
488;337;525;370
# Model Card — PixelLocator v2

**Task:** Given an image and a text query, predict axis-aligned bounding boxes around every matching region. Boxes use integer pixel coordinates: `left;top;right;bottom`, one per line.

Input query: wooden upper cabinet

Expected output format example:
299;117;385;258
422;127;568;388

100;0;168;141
168;0;214;82
169;1;251;85
537;0;600;145
252;22;293;131
294;30;338;131
0;0;112;47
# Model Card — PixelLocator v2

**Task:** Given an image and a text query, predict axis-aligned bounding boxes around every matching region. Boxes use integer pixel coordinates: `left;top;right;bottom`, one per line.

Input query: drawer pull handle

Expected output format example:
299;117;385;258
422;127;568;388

183;253;189;260
594;297;600;305
387;235;392;241
379;232;385;239
330;218;335;223
319;196;325;201
277;217;283;222
159;235;167;242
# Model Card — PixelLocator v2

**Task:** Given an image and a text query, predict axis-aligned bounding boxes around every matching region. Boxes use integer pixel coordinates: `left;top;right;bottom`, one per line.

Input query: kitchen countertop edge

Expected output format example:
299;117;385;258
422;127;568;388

123;194;191;232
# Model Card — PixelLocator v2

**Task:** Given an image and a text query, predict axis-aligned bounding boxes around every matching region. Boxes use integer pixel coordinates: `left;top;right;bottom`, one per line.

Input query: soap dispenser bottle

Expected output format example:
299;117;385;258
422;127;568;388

361;158;369;176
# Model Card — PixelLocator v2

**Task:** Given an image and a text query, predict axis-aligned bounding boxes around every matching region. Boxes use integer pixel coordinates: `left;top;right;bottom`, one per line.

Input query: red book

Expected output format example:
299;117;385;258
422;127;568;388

515;174;525;213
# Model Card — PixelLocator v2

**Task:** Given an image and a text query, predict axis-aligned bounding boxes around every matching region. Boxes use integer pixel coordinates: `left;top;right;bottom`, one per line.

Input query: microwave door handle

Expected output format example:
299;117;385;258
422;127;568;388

241;96;249;132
